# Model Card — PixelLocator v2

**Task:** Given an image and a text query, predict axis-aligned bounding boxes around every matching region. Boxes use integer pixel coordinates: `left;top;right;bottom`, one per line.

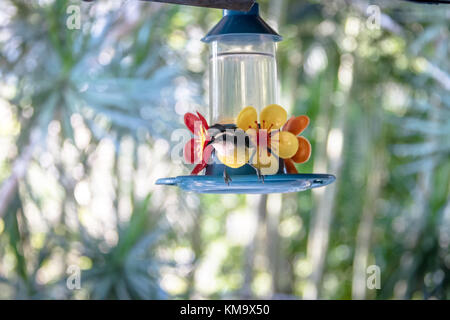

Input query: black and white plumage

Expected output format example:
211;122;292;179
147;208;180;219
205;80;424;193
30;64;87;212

207;123;263;184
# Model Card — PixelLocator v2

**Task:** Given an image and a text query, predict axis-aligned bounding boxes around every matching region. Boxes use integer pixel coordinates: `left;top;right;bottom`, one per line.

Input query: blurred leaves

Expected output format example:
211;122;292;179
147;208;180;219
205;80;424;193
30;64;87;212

0;0;186;299
82;196;167;300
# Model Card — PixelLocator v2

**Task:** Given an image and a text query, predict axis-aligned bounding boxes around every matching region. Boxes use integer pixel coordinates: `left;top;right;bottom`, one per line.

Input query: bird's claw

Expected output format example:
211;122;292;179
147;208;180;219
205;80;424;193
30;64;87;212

256;168;264;184
223;169;232;185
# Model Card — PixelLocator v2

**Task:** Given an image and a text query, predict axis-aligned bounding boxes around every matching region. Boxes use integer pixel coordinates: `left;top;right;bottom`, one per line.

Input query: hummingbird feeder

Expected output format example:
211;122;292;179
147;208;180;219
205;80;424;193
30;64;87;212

156;2;335;193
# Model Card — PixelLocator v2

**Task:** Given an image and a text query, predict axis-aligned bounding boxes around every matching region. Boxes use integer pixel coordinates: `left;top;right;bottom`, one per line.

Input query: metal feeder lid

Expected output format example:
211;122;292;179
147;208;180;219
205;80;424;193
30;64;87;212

202;3;282;43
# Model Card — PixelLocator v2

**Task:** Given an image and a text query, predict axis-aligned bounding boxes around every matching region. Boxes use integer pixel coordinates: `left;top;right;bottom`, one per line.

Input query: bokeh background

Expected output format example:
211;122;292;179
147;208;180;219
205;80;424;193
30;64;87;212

0;0;449;300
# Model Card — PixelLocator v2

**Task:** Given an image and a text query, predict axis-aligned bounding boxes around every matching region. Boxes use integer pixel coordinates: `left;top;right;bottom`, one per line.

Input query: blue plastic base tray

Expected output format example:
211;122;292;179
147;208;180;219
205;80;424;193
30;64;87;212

156;174;335;194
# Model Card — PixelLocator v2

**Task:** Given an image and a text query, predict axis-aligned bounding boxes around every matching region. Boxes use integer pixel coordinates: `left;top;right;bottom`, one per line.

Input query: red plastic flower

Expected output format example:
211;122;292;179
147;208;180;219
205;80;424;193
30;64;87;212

183;111;213;175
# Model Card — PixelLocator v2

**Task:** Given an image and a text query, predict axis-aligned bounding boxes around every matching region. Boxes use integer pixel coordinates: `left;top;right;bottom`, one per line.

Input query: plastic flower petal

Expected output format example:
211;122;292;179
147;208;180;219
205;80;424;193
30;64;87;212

184;113;198;134
291;136;311;163
260;104;287;130
196;111;209;131
184;138;196;164
187;143;213;174
184;112;209;136
191;163;206;175
284;158;298;174
272;131;299;159
237;106;258;130
283;115;309;136
183;111;212;175
281;115;312;174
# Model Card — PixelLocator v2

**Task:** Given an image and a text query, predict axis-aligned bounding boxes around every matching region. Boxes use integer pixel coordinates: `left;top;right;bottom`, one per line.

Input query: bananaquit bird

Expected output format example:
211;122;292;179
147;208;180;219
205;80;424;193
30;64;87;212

207;124;262;185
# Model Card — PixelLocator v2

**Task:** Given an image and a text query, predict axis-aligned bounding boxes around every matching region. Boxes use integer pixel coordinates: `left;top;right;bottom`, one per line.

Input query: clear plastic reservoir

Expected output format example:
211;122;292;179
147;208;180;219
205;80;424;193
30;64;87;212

208;35;278;124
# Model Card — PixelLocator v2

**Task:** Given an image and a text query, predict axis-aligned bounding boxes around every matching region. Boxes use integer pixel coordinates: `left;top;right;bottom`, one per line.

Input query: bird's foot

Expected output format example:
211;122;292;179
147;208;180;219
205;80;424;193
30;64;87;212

223;169;232;185
256;168;264;184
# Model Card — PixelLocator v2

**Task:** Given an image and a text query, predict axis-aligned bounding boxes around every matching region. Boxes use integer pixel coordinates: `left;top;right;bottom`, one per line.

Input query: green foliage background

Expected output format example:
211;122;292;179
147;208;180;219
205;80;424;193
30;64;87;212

0;0;448;299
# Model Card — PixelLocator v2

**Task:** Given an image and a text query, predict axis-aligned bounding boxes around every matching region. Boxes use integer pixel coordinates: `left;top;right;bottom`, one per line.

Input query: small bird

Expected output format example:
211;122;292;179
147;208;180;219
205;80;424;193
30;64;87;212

207;124;264;184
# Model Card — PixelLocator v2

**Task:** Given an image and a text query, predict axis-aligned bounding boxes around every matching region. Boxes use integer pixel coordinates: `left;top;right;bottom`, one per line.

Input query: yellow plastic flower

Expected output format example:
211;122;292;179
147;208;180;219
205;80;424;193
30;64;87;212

237;104;287;131
236;104;299;175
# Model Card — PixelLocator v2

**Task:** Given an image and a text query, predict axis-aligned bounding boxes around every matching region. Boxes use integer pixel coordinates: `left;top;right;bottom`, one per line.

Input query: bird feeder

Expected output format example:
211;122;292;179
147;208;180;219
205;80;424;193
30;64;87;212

156;3;335;193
